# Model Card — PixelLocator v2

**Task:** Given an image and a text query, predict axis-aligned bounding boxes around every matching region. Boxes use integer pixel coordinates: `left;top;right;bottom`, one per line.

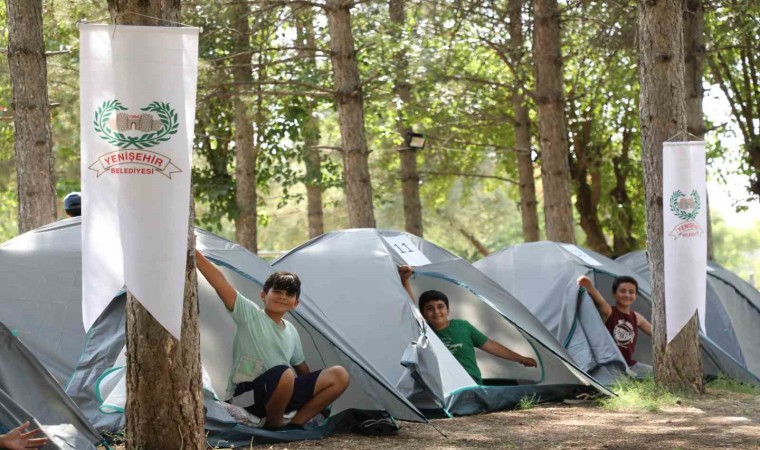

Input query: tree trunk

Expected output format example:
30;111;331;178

6;0;57;233
570;116;612;256
509;0;540;242
639;0;703;393
390;0;423;237
325;0;376;228
107;1;205;448
231;4;258;252
611;125;638;257
533;0;575;243
683;0;712;260
294;6;325;238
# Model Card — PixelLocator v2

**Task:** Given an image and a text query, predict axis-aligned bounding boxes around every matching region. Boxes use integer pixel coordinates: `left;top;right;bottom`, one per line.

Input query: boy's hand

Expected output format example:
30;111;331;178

0;421;48;450
398;265;414;281
576;275;593;290
520;356;538;368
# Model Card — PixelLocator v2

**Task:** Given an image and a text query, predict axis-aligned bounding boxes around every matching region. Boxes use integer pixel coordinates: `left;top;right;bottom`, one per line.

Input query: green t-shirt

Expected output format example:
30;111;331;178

226;292;305;399
433;319;488;385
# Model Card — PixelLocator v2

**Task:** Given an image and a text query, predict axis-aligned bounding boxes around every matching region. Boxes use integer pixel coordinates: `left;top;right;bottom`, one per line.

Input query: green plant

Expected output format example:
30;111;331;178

517;393;538;410
706;375;760;395
598;377;680;412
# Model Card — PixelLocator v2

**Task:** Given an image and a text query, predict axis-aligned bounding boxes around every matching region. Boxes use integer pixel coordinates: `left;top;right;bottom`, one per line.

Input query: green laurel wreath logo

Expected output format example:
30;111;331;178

669;189;701;221
93;100;179;150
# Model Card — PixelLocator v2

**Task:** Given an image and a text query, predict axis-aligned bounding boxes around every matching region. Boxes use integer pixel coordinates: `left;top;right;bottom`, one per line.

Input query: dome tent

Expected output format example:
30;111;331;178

273;229;613;416
0;319;101;449
475;242;759;386
617;250;760;379
0;218;427;445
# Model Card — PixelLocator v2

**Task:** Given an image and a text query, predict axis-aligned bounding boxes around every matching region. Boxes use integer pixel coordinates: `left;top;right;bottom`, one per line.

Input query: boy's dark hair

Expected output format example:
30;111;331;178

418;290;449;311
612;275;638;294
263;271;301;299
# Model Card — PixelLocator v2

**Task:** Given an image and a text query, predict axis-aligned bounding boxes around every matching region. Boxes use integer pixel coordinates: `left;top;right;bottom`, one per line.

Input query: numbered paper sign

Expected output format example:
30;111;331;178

560;244;602;266
384;235;432;266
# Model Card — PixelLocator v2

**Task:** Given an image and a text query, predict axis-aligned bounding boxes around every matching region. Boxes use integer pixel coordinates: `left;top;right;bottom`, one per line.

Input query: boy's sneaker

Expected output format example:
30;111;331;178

563;392;596;404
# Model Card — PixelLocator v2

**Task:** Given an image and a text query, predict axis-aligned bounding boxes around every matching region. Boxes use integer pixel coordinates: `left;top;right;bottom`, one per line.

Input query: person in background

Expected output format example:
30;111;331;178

577;275;653;377
63;192;81;217
399;266;537;385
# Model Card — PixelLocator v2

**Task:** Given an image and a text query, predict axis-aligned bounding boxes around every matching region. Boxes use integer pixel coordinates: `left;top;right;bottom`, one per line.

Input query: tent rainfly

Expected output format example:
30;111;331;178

617;250;760;379
273;229;614;416
0;319;102;449
475;242;760;386
0;218;427;445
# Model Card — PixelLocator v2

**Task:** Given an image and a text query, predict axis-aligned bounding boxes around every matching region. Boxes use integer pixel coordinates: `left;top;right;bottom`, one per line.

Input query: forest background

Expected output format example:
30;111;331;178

1;0;759;285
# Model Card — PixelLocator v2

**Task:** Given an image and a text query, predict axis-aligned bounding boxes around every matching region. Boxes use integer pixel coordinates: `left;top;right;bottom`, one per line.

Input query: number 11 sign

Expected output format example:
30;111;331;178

383;235;432;266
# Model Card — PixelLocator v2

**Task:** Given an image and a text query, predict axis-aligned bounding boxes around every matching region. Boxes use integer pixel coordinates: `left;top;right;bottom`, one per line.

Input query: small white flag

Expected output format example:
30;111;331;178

80;24;199;339
663;141;707;343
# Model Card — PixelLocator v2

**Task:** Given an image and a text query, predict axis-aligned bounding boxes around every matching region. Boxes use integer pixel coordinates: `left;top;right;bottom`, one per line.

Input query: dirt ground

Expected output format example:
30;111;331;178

260;388;760;450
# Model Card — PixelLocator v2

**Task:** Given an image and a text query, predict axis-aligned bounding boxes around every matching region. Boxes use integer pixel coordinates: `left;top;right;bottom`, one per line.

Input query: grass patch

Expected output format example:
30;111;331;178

706;374;760;395
598;376;680;412
517;393;538;410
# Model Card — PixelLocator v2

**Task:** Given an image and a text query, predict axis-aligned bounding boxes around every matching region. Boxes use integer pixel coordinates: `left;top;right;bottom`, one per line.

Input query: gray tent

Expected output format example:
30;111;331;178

474;242;628;385
0;320;101;449
617;250;760;378
475;241;760;386
0;218;427;445
273;229;613;416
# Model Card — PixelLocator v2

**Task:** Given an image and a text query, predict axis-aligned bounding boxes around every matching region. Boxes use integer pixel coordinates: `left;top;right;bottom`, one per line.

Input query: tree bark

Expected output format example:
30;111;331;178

231;4;258;252
683;0;712;260
533;0;575;243
611;125;638;257
294;6;325;238
107;1;205;448
390;0;423;237
509;0;540;242
570;116;612;256
6;0;57;233
639;0;703;393
325;0;376;228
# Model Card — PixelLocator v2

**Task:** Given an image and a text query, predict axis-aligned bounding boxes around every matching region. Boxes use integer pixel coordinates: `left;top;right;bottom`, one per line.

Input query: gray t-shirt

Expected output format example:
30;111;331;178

226;292;305;399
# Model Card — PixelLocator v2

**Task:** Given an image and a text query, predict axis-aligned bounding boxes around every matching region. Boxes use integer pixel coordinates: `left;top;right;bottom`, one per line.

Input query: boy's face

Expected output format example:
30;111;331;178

421;299;449;330
260;288;299;315
613;282;637;308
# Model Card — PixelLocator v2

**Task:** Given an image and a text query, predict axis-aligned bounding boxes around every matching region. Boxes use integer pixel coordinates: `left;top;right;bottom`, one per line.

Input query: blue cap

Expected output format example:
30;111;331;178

64;192;81;212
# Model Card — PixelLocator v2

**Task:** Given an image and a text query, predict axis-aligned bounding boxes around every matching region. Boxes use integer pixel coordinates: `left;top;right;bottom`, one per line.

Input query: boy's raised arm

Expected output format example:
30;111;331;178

398;265;416;303
196;250;237;311
577;275;612;322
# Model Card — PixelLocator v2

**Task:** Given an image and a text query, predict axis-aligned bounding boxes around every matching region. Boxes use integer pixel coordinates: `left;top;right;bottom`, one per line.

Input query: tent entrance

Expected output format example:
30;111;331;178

409;273;541;386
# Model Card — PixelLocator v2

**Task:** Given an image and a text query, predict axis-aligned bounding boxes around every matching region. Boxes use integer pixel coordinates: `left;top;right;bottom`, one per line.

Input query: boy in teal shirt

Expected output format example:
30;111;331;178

196;250;349;429
399;266;537;384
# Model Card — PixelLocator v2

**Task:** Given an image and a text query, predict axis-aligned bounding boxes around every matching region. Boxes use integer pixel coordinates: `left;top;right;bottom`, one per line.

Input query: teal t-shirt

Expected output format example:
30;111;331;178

434;319;488;385
226;292;305;399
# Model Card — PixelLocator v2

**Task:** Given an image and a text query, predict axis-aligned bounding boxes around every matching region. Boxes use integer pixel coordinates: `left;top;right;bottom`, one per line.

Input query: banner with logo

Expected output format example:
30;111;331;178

663;141;707;343
80;24;199;339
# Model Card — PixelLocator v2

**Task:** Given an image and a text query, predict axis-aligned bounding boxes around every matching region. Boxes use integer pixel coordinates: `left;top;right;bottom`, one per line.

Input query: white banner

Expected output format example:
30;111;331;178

663;141;707;343
80;24;199;339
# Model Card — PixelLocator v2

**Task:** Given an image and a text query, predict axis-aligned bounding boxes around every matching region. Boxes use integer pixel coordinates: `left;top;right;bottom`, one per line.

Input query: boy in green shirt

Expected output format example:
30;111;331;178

196;250;350;429
399;266;537;384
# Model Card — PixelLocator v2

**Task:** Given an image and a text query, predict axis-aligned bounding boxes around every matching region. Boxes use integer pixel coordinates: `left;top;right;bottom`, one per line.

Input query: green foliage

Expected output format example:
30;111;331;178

706;374;760;395
599;377;680;412
706;0;760;199
516;393;538;410
711;211;760;284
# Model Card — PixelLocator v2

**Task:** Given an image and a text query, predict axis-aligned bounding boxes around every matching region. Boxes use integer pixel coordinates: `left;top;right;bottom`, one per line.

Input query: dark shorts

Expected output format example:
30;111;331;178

233;365;322;418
